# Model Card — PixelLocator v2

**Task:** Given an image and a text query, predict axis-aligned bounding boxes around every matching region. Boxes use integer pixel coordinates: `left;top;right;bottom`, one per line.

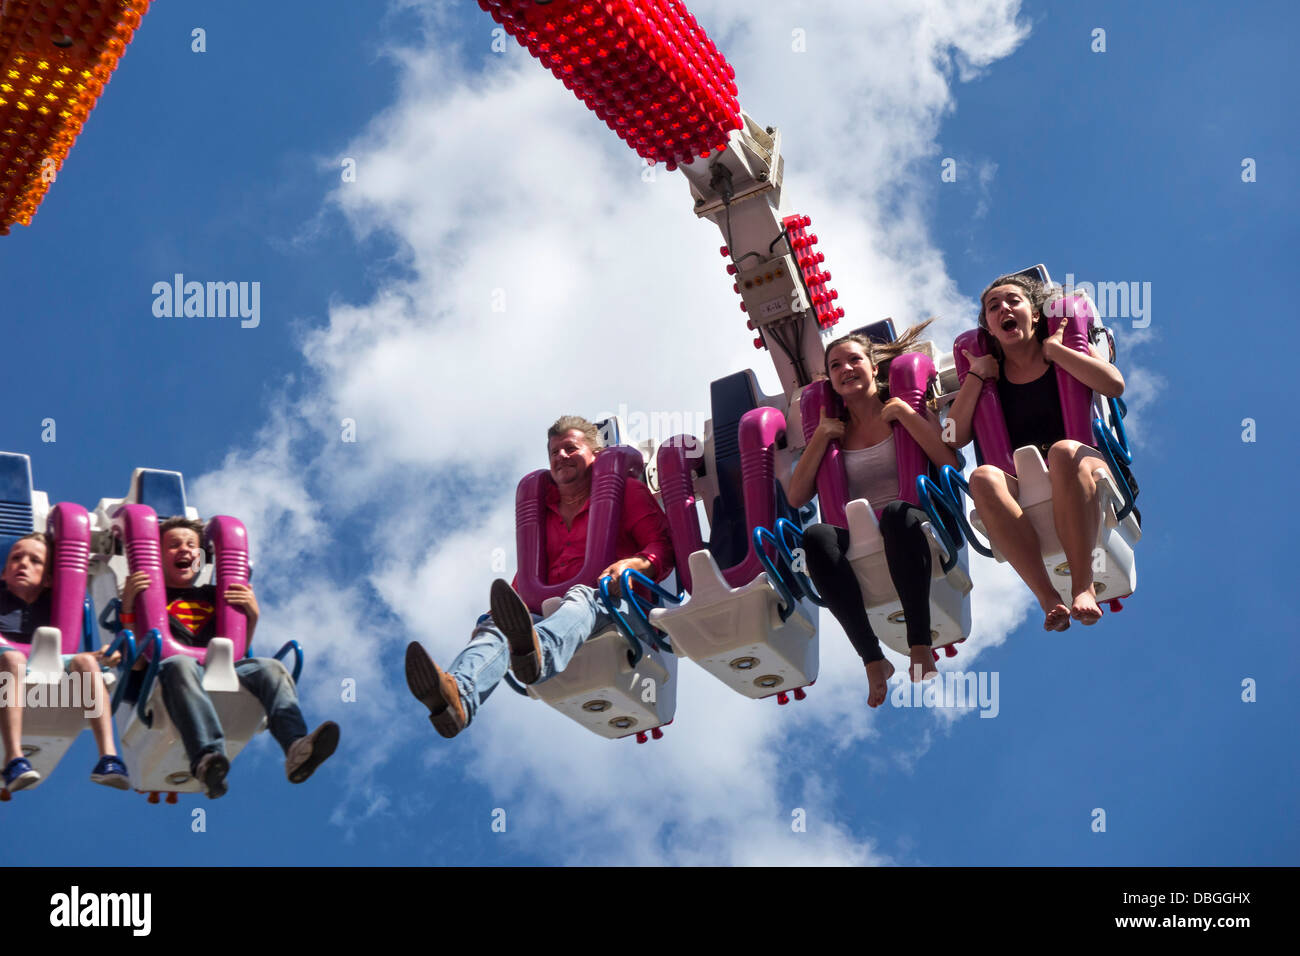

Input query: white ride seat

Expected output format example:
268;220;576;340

524;595;677;740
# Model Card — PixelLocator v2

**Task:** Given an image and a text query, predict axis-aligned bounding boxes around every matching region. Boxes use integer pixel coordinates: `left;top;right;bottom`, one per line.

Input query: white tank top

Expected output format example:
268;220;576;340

842;433;900;509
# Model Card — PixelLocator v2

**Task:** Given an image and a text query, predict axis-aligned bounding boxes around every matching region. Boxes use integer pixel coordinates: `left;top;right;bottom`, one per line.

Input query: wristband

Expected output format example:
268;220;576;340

119;612;136;625
635;552;657;578
968;371;986;383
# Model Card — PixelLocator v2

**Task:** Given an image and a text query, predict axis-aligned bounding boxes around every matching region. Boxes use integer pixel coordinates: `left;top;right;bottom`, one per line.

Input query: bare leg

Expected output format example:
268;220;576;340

1048;441;1105;625
865;658;895;707
69;654;116;756
969;465;1070;631
0;650;25;763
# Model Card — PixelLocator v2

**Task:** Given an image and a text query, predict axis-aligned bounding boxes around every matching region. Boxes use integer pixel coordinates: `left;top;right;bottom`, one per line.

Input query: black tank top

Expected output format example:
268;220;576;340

997;366;1066;458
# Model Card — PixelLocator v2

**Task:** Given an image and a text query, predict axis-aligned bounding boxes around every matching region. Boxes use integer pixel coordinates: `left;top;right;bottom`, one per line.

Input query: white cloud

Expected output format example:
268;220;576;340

194;0;1036;864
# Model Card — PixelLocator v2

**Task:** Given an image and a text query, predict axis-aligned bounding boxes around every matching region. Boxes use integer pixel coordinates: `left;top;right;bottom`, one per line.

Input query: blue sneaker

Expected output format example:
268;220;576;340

3;757;40;793
90;754;130;790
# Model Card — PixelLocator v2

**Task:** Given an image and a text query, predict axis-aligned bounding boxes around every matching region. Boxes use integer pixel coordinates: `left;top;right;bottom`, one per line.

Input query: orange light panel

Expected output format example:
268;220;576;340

478;0;742;171
0;0;151;234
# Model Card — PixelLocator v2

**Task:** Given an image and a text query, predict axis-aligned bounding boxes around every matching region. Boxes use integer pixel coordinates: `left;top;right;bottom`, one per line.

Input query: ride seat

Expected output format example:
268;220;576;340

798;351;972;655
953;284;1141;606
653;372;818;700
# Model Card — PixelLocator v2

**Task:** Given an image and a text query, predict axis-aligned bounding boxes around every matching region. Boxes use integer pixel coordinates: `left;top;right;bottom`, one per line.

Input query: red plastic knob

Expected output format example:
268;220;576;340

793;687;806;701
777;691;789;705
944;644;958;657
147;791;160;804
720;245;729;257
932;649;940;661
166;791;178;804
636;732;648;744
651;727;663;740
753;336;764;349
726;264;737;275
1107;598;1124;612
0;789;10;802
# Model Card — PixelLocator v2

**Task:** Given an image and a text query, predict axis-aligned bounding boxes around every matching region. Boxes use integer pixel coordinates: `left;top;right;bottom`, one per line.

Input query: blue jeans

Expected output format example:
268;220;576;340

448;584;652;724
157;656;308;771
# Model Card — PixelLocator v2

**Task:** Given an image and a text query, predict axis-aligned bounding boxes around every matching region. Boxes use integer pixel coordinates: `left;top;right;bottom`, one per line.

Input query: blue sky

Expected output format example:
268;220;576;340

2;0;1295;865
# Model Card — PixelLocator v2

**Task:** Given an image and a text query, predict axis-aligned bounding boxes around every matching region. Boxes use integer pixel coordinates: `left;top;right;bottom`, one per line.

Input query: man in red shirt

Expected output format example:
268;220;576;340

405;415;674;739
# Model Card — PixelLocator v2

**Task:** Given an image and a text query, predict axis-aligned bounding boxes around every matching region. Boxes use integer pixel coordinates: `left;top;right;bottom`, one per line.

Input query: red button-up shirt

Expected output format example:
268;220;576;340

527;477;675;586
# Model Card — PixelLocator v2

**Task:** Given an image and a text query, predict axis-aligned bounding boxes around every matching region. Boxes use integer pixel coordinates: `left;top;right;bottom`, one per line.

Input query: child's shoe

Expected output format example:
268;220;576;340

2;756;40;792
90;754;131;790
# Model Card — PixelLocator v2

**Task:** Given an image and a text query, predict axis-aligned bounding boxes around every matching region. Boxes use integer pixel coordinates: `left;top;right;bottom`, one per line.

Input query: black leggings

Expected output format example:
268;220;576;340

802;500;933;663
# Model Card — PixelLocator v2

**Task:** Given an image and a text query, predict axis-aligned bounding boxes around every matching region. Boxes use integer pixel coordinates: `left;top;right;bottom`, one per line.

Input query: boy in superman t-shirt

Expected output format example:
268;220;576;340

119;517;338;799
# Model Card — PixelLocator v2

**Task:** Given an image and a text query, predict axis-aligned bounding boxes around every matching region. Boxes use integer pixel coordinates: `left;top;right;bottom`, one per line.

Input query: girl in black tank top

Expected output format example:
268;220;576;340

997;365;1066;458
946;272;1128;635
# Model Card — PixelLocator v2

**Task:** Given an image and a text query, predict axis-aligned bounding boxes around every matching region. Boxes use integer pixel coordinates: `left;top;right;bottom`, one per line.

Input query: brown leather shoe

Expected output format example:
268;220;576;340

405;642;467;738
490;578;543;685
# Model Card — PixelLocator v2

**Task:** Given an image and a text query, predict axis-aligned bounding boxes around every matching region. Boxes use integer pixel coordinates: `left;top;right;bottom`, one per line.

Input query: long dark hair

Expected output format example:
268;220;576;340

823;318;936;407
978;274;1055;364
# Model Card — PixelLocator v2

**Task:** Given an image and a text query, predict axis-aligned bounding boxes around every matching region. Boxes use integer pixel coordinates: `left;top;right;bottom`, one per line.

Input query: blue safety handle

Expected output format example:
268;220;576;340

1092;416;1136;521
598;576;645;667
773;517;826;608
752;526;796;621
940;465;994;559
915;475;962;572
98;597;123;634
135;630;164;727
273;640;304;683
618;568;680;654
81;596;96;654
107;629;137;714
1107;396;1132;464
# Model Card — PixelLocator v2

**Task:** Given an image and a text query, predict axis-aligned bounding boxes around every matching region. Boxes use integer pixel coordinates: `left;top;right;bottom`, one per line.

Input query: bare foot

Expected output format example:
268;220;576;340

1071;588;1103;625
1041;600;1071;632
865;658;895;708
909;645;937;682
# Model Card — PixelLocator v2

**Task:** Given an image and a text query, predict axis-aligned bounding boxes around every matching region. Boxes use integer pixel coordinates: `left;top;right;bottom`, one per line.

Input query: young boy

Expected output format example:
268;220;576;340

0;532;129;792
119;517;338;799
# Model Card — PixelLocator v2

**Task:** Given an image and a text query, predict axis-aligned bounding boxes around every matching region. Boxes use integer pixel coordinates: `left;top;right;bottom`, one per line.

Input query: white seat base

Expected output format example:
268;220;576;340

843;500;973;656
527;598;677;739
10;628;118;789
652;549;818;700
971;447;1140;605
116;640;267;792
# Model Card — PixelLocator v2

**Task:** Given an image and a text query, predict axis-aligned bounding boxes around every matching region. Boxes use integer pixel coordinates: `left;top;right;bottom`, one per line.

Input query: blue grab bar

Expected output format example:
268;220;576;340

773;517;826;607
106;629;137;714
1092;416;1136;521
273;640;304;683
751;526;797;621
134;630;164;727
598;576;646;667
618;568;680;654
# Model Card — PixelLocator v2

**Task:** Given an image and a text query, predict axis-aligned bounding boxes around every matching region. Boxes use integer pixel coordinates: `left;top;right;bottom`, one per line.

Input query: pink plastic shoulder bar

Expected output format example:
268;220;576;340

953;328;1015;474
204;516;249;660
887;352;937;508
655;409;786;594
48;502;91;654
655;436;706;594
1046;293;1097;445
